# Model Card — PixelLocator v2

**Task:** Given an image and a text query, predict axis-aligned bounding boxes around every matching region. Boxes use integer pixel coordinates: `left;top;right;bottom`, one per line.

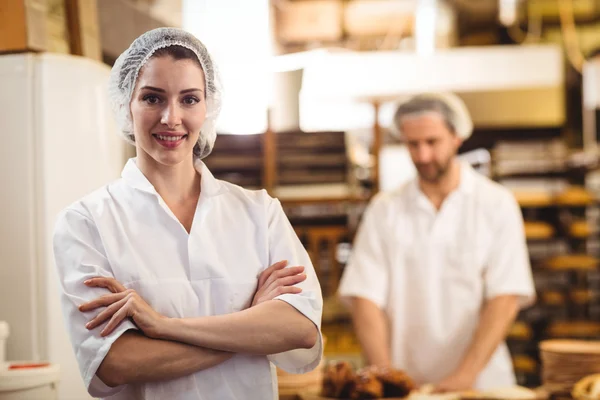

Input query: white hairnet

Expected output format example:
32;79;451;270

108;27;222;159
391;92;473;140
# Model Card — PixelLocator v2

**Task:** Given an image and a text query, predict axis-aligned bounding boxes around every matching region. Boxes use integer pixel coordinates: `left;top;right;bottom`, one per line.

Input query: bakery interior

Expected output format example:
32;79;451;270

3;0;600;399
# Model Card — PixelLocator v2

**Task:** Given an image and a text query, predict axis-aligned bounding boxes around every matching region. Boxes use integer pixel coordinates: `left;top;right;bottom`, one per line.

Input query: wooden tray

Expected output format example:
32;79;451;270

299;392;406;400
299;391;547;400
461;398;546;400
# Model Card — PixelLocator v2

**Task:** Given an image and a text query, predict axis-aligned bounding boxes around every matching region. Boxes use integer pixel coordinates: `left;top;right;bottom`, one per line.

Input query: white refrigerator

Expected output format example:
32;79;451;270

0;53;127;399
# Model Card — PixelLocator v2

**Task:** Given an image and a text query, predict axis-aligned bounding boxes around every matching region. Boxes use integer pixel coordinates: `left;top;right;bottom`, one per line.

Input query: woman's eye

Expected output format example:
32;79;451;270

183;96;200;105
143;95;161;104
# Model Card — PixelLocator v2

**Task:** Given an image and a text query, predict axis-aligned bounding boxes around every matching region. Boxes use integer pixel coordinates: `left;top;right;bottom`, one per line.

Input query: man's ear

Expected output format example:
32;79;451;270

453;134;463;148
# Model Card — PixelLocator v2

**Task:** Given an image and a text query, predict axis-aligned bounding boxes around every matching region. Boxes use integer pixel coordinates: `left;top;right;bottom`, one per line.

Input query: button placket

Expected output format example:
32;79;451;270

187;198;214;281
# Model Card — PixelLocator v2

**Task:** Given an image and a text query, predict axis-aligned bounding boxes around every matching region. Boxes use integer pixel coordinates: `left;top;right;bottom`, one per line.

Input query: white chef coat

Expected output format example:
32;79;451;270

339;162;535;390
53;158;323;400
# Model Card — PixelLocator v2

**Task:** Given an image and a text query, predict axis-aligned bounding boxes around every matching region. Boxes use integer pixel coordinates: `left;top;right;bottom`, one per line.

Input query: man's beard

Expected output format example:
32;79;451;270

415;158;453;183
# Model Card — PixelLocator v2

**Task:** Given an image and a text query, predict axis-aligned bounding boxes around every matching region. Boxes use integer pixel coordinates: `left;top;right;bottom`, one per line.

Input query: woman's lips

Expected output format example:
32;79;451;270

152;133;188;149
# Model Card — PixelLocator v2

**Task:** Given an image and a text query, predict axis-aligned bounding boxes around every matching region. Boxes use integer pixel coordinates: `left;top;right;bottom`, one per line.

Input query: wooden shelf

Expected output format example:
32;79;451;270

275;184;368;206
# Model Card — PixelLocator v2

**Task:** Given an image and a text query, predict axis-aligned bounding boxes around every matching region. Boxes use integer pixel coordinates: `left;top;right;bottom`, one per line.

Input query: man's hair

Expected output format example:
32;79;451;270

393;96;458;135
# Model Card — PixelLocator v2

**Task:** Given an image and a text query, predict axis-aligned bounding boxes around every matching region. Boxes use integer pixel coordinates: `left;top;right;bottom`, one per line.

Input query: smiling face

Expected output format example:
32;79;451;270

129;54;207;167
400;112;462;183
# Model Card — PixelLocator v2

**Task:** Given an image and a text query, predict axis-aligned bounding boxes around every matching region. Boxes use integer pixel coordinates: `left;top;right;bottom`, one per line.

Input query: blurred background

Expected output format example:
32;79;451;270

3;0;600;398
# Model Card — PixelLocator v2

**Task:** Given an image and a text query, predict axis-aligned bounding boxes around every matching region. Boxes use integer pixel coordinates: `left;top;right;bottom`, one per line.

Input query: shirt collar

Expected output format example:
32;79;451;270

121;158;154;193
456;160;476;195
121;158;229;198
194;158;229;198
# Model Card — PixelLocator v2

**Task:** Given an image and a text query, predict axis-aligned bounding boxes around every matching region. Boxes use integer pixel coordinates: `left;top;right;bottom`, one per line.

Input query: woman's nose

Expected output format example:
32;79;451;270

161;103;182;128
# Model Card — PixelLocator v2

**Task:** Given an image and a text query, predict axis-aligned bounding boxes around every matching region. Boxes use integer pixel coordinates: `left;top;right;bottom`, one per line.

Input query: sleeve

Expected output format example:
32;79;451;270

264;196;324;374
338;196;390;309
53;208;139;398
483;193;536;308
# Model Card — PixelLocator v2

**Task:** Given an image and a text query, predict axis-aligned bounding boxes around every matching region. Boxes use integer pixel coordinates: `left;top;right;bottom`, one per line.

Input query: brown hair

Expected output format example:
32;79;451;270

151;45;209;98
153;45;201;66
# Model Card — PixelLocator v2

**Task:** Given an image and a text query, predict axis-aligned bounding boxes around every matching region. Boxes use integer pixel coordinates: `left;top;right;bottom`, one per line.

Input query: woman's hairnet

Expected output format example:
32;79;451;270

108;27;222;159
391;92;473;140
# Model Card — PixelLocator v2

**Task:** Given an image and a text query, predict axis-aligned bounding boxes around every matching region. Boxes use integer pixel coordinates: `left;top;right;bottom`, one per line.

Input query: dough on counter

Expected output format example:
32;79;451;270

408;385;538;400
482;387;537;399
406;384;461;400
406;393;461;400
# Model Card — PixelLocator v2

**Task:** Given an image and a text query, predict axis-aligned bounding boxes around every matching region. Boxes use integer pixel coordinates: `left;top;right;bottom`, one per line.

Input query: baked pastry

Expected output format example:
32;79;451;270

547;254;599;271
351;369;383;399
512;191;553;207
555;186;595;206
573;374;600;399
570;220;592;238
368;366;415;397
524;221;555;240
321;361;355;398
321;362;417;399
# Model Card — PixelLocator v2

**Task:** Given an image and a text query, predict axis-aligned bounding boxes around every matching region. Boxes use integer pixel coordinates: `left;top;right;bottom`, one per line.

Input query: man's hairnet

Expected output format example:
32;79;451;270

391;92;473;140
108;27;222;159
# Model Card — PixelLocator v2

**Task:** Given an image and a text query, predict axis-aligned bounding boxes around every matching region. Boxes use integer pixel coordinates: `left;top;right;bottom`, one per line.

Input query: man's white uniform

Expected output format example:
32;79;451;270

339;161;535;389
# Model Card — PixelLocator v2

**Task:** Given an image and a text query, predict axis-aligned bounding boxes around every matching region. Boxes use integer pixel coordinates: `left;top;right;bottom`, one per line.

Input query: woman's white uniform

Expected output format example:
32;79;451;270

53;159;323;400
339;162;535;389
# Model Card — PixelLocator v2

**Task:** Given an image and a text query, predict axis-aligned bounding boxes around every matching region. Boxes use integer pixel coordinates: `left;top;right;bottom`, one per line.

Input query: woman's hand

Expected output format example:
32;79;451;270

252;260;306;307
79;277;165;338
81;261;307;337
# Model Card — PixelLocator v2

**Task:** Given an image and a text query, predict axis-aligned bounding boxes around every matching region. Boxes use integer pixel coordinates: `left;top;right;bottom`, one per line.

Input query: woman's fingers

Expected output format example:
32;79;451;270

272;273;307;291
260;274;306;301
84;277;127;293
252;268;306;306
79;290;132;312
257;260;287;289
100;299;132;337
262;265;305;290
85;295;130;330
263;272;307;295
266;285;302;300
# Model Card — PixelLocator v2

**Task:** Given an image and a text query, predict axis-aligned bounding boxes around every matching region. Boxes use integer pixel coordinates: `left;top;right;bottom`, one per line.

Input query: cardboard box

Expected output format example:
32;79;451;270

0;0;49;53
65;0;102;60
47;0;71;54
98;0;167;61
0;0;99;58
344;0;414;37
528;0;598;20
275;0;343;43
